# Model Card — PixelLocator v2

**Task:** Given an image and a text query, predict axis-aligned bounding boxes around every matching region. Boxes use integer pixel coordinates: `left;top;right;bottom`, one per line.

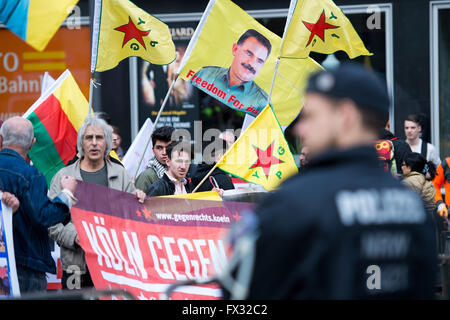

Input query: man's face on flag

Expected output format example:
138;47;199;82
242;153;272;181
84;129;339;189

82;125;107;162
230;36;269;84
295;93;341;157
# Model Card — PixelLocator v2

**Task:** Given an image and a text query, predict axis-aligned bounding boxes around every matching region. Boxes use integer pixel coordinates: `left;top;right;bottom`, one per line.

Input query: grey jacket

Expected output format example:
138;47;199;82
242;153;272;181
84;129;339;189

48;158;136;273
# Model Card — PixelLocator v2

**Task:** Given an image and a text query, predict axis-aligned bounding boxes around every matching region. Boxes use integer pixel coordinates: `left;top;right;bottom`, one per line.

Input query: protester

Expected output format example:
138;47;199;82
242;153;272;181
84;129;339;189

146;140;193;196
111;125;125;160
0;117;78;294
432;157;450;219
241;63;436;299
298;146;309;172
48;116;145;290
380;120;412;176
135;126;174;191
401;153;436;214
67;112;123;167
404;114;440;167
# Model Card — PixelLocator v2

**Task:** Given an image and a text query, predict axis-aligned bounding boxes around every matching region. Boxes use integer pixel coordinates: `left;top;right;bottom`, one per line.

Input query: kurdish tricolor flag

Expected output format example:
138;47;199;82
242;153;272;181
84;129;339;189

91;0;176;72
23;70;90;185
281;0;372;59
217;105;298;191
0;0;79;51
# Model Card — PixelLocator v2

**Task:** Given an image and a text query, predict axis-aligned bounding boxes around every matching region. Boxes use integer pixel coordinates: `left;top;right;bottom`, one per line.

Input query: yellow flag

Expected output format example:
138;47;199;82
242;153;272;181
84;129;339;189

177;0;322;126
281;0;372;59
217;105;298;191
91;0;176;72
160;191;222;201
0;0;79;52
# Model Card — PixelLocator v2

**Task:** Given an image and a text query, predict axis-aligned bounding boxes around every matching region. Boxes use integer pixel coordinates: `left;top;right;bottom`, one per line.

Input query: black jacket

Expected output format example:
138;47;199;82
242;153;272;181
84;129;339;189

146;173;193;197
246;146;437;299
191;162;235;192
380;129;412;174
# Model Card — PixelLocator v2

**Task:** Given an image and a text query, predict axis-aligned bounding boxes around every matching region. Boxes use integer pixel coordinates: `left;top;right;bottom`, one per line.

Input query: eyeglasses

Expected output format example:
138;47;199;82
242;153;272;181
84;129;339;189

401;163;406;166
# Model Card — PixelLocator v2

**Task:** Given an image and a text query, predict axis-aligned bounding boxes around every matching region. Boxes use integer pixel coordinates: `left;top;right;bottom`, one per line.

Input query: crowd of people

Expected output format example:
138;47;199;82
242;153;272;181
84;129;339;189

0;63;449;299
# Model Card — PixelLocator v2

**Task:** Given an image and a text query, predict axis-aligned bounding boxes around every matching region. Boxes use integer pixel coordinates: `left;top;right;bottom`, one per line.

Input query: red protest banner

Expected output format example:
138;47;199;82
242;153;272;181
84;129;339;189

71;181;251;300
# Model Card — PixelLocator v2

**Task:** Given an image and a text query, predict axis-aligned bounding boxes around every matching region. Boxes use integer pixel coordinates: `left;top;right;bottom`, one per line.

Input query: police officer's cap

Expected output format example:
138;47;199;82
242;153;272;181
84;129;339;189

306;63;390;118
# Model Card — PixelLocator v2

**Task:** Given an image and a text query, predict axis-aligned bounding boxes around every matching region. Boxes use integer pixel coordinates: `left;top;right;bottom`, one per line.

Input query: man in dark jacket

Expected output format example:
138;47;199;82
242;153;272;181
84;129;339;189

191;138;235;192
146;140;193;196
0;117;78;294
239;64;437;299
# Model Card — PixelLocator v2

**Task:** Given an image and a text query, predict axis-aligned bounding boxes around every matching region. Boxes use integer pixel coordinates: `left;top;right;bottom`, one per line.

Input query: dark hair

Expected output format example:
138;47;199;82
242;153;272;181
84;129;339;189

237;29;272;58
152;126;174;146
359;104;389;135
405;114;421;126
325;96;387;135
111;125;120;136
425;161;436;180
166;140;191;160
95;112;111;125
403;152;430;174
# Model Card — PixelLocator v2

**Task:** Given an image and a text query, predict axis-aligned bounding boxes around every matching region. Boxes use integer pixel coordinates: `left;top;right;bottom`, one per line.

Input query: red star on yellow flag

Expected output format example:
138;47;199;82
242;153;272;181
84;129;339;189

115;17;150;49
249;141;284;179
303;9;339;47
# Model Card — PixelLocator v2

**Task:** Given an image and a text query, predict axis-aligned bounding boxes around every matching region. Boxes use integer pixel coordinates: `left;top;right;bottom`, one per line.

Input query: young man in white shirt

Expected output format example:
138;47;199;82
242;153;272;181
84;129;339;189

404;114;441;167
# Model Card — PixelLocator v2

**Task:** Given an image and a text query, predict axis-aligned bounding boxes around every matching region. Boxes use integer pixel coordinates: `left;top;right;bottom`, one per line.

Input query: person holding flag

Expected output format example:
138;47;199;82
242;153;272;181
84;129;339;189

48;117;146;290
0;117;78;294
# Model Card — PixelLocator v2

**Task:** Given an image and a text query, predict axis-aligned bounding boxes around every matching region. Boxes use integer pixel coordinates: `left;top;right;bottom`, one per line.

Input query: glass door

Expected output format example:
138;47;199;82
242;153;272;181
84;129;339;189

431;1;450;158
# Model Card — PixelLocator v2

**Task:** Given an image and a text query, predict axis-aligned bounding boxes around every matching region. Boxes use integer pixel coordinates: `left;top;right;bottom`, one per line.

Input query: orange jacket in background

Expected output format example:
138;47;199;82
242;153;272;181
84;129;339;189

433;157;450;207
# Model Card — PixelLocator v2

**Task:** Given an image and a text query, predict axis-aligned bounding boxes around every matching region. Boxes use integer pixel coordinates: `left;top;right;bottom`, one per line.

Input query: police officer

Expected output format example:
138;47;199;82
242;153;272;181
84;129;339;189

244;63;437;299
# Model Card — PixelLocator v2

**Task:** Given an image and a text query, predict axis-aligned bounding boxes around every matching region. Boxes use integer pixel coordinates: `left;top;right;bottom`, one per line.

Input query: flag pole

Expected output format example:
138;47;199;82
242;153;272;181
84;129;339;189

265;0;296;108
266;57;280;107
89;0;101;117
133;75;178;180
191;162;220;193
88;76;95;116
192;104;270;193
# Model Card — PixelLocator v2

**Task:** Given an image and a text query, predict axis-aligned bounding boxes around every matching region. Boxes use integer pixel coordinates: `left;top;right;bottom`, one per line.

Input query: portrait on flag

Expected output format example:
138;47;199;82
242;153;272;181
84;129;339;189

189;29;272;117
178;0;323;126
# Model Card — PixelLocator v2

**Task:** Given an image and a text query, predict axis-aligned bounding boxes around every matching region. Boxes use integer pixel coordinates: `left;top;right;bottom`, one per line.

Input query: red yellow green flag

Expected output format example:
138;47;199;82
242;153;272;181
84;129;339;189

90;0;176;72
217;105;298;191
281;0;372;59
23;70;90;185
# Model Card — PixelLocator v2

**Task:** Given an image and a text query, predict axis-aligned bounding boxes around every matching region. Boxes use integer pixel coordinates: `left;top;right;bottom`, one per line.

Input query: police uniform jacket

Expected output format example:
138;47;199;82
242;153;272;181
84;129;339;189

246;146;437;299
